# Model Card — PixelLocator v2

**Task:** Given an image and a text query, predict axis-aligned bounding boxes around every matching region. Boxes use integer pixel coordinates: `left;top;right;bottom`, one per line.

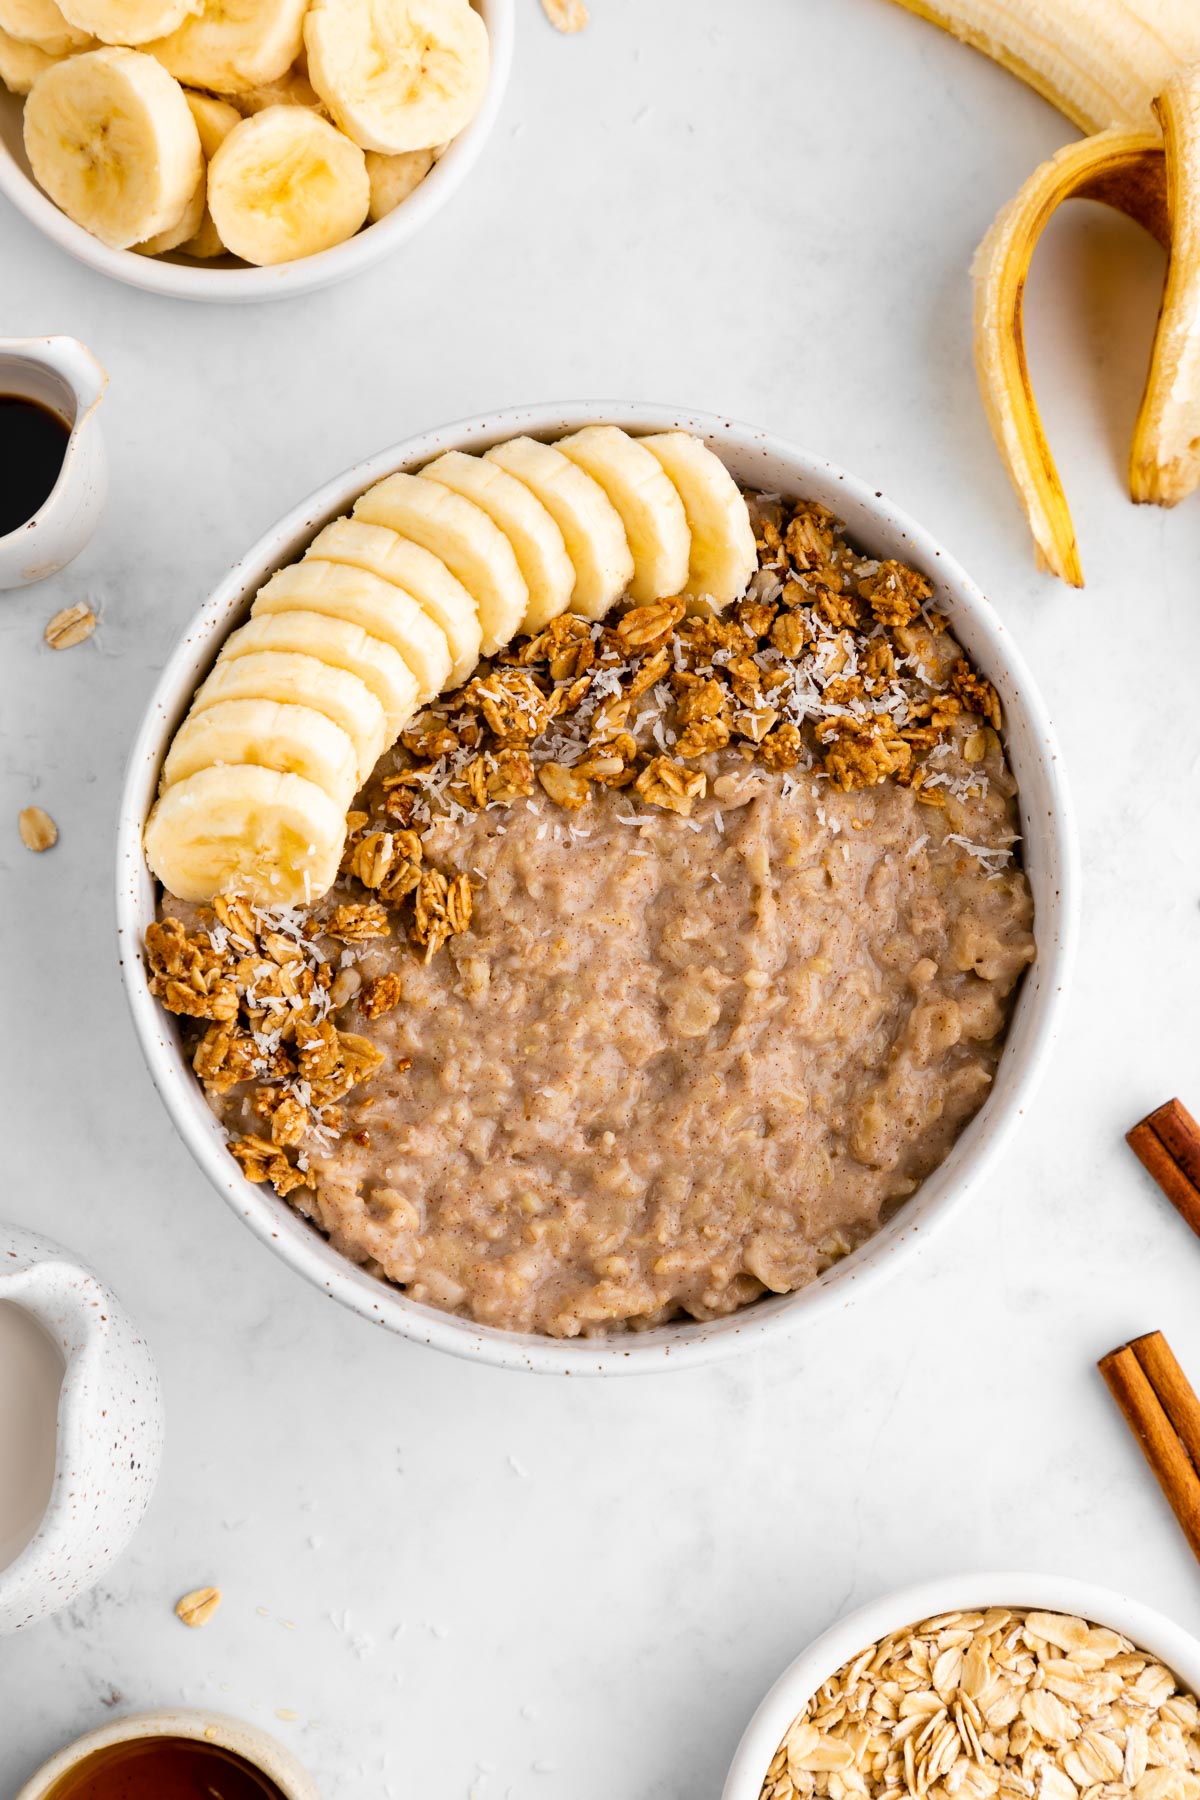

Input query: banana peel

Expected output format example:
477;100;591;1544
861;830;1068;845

886;0;1200;581
972;130;1166;585
1130;67;1200;503
887;0;1200;133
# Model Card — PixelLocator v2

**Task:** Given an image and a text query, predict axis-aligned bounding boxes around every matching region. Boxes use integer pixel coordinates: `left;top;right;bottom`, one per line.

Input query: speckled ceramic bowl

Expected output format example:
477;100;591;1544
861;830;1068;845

0;1223;162;1634
115;402;1079;1375
0;0;511;303
723;1573;1200;1800
14;1709;319;1798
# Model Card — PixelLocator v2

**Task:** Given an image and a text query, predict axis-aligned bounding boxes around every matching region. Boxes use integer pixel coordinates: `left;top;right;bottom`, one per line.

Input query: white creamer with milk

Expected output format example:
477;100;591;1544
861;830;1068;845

0;1223;162;1633
0;1299;62;1571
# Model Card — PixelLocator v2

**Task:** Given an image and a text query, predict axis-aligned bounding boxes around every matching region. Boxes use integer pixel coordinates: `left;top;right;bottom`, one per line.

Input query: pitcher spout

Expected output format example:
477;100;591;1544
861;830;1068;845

42;334;108;426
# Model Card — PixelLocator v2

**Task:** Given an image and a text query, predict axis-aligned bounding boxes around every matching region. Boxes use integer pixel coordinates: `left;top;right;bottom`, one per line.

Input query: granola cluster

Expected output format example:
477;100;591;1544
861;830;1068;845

148;797;478;1189
336;818;473;961
146;894;394;1195
363;496;1003;827
761;1608;1200;1800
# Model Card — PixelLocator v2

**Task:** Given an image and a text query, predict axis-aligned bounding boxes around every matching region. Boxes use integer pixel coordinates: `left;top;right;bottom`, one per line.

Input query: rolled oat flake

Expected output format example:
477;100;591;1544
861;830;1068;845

18;807;57;852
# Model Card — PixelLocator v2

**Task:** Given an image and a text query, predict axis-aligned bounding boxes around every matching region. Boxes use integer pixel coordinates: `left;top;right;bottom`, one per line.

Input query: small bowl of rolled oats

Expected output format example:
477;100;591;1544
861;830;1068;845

116;403;1079;1374
724;1576;1200;1800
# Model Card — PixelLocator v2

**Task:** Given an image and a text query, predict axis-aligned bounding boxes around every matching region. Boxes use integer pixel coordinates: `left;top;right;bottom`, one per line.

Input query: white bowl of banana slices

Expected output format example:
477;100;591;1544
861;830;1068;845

116;402;1077;1375
0;0;511;299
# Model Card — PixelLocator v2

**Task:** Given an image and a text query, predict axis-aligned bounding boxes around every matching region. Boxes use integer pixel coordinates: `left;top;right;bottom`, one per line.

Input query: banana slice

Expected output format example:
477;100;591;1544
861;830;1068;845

56;0;189;47
483;436;633;620
146;0;306;95
353;471;527;656
364;146;432;220
231;62;322;113
973;127;1165;584
886;0;1200;135
206;105;368;265
1129;67;1200;507
0;21;67;91
0;0;89;55
305;0;488;154
144;763;345;906
141;86;241;256
253;558;452;700
556;425;690;604
161;697;360;809
306;517;481;688
136;160;205;253
639;433;756;609
24;47;202;249
192;649;387;785
171;88;239;257
217;610;419;740
419;450;574;635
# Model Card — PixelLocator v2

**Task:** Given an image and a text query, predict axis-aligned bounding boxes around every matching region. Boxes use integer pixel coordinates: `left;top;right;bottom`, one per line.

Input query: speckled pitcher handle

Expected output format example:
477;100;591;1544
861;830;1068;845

0;1222;163;1635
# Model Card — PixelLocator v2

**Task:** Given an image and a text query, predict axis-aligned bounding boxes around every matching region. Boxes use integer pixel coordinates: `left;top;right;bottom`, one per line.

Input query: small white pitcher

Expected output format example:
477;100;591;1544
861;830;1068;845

0;1222;163;1635
0;335;107;590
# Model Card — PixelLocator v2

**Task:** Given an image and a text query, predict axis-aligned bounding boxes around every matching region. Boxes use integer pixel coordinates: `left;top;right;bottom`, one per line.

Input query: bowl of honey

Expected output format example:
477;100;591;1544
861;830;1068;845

14;1709;320;1800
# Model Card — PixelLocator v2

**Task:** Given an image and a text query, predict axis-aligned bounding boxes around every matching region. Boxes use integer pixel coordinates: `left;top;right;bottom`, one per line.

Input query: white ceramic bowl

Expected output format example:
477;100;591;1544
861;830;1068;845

723;1572;1200;1800
115;401;1079;1375
0;0;511;303
14;1708;319;1798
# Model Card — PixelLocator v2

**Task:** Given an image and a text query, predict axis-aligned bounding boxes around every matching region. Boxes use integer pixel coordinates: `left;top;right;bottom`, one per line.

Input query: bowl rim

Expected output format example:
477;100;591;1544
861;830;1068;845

115;398;1080;1376
12;1707;318;1799
0;0;512;303
721;1571;1200;1800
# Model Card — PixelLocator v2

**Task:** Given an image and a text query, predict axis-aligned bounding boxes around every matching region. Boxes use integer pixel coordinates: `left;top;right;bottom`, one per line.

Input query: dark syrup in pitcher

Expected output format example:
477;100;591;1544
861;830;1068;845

42;1736;288;1800
0;396;70;536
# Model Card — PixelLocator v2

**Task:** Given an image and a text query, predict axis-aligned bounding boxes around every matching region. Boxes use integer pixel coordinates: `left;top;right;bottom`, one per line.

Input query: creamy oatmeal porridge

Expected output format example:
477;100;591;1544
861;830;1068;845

148;493;1035;1338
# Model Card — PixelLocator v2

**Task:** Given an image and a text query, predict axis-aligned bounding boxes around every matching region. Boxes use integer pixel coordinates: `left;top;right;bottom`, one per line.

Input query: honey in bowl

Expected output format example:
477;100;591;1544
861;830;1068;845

0;396;70;537
42;1737;287;1799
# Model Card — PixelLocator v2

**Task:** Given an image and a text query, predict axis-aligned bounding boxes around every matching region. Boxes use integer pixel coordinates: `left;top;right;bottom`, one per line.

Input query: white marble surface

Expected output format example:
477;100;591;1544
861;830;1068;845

3;0;1200;1794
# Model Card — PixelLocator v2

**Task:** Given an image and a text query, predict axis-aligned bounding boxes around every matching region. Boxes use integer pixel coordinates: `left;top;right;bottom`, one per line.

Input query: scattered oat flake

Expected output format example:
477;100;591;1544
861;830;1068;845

44;602;96;649
275;1708;297;1722
175;1586;222;1628
541;0;587;29
19;807;57;852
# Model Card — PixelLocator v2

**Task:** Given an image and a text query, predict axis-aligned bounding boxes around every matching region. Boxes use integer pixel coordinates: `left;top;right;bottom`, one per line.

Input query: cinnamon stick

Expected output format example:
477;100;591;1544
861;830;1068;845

1099;1335;1200;1565
1127;1098;1200;1239
1129;1331;1200;1470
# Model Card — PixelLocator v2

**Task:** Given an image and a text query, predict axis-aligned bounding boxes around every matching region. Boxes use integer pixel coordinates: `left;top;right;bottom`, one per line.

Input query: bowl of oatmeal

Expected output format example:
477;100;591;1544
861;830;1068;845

115;403;1077;1373
723;1575;1200;1800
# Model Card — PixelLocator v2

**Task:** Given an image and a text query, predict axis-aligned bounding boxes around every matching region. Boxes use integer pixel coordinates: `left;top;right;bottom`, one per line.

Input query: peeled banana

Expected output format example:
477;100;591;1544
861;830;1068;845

973;129;1165;585
887;0;1200;580
888;0;1200;133
1129;66;1200;505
